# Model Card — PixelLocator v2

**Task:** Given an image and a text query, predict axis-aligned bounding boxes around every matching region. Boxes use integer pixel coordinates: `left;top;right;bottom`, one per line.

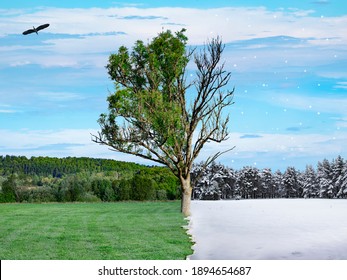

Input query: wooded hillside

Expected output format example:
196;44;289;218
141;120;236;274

0;155;180;203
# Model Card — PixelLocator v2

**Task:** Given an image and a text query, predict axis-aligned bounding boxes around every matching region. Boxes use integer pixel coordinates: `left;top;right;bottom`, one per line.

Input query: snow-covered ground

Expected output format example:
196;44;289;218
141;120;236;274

188;199;347;260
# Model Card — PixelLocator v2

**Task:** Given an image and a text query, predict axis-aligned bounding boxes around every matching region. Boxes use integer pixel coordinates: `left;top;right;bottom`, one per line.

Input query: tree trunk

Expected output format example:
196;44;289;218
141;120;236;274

180;176;192;217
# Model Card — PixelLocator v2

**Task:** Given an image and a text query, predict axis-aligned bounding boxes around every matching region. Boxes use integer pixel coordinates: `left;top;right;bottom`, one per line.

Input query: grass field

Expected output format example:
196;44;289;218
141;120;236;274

0;201;193;260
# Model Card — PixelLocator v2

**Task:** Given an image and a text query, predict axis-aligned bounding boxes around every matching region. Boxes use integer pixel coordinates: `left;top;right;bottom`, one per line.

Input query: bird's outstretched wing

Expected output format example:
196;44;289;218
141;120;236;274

22;23;50;35
36;23;50;31
22;28;35;35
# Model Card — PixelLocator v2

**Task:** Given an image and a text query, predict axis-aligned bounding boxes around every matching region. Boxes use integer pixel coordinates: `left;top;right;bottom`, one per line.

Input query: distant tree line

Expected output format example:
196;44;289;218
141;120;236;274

1;155;347;203
191;156;347;200
0;155;143;177
0;156;180;203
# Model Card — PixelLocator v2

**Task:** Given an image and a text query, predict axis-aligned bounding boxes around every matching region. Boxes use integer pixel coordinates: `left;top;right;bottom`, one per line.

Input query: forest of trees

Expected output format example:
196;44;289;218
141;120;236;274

191;156;347;200
0;155;180;203
1;155;346;203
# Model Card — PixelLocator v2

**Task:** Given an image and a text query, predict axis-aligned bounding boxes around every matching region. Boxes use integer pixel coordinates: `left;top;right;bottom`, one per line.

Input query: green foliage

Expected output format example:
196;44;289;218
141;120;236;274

116;179;132;201
131;173;157;201
0;155;180;203
96;29;190;173
0;155;143;177
78;192;101;203
0;174;17;202
139;167;180;199
91;178;113;201
156;189;168;200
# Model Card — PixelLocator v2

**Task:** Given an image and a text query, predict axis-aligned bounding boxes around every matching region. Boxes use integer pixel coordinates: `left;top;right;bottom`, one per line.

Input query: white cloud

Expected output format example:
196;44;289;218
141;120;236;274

269;93;347;116
0;128;154;164
0;104;18;113
204;132;345;156
334;118;347;128
3;6;347;49
35;91;85;101
0;5;346;72
334;82;347;89
0;109;17;113
196;131;347;170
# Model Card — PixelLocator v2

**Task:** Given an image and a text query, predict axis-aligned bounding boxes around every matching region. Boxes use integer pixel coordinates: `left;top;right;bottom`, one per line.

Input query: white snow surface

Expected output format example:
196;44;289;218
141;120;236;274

188;199;347;260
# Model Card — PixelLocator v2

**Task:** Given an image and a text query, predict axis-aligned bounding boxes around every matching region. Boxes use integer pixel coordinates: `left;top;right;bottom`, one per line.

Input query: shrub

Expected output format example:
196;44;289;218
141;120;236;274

78;192;101;203
31;187;55;202
156;189;168;200
1;175;17;202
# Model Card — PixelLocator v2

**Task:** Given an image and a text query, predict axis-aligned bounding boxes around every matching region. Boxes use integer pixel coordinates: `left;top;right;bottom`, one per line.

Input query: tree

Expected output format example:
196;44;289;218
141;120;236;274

302;165;318;198
283;167;299;198
237;166;261;199
332;155;344;198
92;29;234;216
131;173;157;201
260;168;275;198
191;162;225;200
317;159;334;198
337;163;347;198
0;174;17;202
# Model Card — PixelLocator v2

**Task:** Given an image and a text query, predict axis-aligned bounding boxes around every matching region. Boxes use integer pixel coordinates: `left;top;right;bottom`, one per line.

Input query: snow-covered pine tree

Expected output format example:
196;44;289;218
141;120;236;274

302;165;318;198
336;160;347;198
260;168;275;198
283;167;299;198
191;162;225;200
238;166;261;199
191;162;207;200
332;156;345;198
317;159;334;198
273;170;285;198
216;164;237;199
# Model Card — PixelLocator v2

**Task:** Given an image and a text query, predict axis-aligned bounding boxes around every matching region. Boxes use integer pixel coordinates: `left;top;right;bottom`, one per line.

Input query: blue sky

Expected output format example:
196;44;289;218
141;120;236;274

1;0;346;171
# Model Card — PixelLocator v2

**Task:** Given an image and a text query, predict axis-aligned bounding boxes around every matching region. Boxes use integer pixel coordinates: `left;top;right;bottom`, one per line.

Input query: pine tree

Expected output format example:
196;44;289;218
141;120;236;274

261;168;275;198
332;156;345;198
317;159;334;198
273;170;284;198
336;162;347;198
191;162;223;200
283;167;299;198
238;166;261;199
302;165;318;198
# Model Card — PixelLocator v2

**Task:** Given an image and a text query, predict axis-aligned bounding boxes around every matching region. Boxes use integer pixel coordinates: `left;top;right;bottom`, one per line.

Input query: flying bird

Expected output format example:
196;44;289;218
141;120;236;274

22;23;50;35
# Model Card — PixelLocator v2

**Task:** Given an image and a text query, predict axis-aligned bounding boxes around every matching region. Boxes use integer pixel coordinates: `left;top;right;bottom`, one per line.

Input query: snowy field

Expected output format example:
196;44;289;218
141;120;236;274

188;199;347;260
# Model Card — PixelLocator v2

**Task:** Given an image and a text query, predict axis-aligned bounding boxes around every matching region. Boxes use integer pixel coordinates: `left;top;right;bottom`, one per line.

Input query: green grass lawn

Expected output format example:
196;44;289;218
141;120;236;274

0;201;193;260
